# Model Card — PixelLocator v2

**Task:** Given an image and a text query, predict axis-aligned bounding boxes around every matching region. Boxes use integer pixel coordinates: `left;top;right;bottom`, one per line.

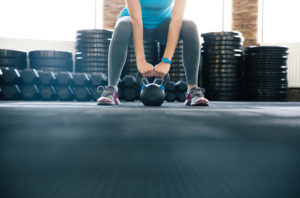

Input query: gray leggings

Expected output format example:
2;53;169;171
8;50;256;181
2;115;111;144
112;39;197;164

108;16;201;86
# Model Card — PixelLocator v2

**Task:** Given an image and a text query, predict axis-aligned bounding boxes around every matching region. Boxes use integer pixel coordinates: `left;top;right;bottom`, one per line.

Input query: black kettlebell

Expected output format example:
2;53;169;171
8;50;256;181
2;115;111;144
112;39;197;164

136;72;170;106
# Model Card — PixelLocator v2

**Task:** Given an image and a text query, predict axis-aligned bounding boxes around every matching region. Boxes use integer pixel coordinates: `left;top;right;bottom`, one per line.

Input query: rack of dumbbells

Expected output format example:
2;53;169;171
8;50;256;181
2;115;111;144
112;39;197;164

29;50;73;72
159;40;185;82
244;46;289;101
75;29;113;74
201;32;244;101
0;67;108;101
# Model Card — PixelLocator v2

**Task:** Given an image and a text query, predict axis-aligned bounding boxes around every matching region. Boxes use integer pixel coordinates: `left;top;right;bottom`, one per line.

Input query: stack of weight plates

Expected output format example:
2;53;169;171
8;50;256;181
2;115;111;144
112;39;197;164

159;40;184;81
0;49;27;69
245;46;289;101
75;29;113;74
201;32;244;101
121;41;159;78
29;50;73;72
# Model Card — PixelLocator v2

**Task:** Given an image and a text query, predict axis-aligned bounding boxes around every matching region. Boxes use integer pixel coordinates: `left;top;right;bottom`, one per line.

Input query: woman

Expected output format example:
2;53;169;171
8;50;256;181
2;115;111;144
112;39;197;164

97;0;209;106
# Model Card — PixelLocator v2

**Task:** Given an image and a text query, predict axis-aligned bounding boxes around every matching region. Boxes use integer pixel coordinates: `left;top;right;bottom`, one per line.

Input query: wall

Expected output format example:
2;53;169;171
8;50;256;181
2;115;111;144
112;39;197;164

102;0;125;29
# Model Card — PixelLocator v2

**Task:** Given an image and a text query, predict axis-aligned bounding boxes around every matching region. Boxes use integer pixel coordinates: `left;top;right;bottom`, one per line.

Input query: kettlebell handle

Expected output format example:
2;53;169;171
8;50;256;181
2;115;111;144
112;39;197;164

136;72;170;87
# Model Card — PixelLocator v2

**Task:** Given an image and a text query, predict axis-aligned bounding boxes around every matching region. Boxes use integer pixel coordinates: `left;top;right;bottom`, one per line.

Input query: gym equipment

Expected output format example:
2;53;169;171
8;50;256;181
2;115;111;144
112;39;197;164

122;75;138;88
2;84;22;100
244;46;289;101
39;86;57;100
175;80;188;92
20;85;40;100
20;69;40;85
201;31;244;101
88;73;108;87
75;29;112;74
137;72;170;106
55;72;74;86
176;91;186;102
73;73;90;86
0;49;27;69
56;86;74;101
38;71;57;85
73;86;92;101
0;67;21;84
165;92;176;102
166;81;176;92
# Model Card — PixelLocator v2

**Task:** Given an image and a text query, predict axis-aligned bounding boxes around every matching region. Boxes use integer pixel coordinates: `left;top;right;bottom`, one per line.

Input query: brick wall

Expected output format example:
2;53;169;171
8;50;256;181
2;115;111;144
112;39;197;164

102;0;125;29
232;0;258;47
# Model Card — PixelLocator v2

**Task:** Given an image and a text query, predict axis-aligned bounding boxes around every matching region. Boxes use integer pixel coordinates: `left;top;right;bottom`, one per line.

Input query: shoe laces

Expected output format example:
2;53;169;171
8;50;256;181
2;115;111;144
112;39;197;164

190;87;206;97
97;85;116;97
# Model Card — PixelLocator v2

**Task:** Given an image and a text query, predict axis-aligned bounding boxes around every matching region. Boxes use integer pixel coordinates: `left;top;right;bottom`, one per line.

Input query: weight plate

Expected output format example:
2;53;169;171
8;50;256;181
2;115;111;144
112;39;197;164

246;46;288;52
202;49;243;55
202;35;244;41
76;37;111;43
76;52;109;58
207;73;239;78
201;31;242;37
207;77;240;83
76;48;109;53
204;59;243;64
206;91;241;97
77;29;113;34
76;33;112;39
207;68;240;73
0;58;27;68
203;40;243;46
245;60;287;64
30;59;72;67
207;95;240;101
29;50;72;59
202;54;242;60
0;49;27;58
31;65;72;72
202;45;243;50
76;57;108;62
76;41;110;47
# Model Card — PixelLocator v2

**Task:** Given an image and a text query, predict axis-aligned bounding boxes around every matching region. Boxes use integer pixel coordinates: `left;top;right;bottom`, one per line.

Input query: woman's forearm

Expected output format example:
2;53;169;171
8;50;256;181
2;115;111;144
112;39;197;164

131;17;145;62
163;18;183;61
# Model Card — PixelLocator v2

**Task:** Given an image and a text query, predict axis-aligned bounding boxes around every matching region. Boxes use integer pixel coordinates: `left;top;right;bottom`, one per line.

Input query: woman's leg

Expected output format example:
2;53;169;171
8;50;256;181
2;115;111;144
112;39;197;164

108;16;132;88
153;19;201;88
180;19;201;88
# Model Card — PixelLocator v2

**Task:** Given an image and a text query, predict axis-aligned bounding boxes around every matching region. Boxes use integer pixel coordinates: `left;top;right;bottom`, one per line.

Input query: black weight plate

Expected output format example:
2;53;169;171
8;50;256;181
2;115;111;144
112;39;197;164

207;73;240;78
206;91;240;97
246;46;288;52
76;48;109;53
207;87;241;93
202;49;243;55
206;63;241;69
245;64;287;69
245;53;288;58
30;59;72;67
207;68;240;73
203;40;243;46
201;31;242;37
83;68;107;73
31;65;72;72
76;38;111;43
202;45;243;50
0;58;27;68
29;50;72;59
245;56;288;61
245;60;287;65
207;96;240;101
76;57;108;62
76;34;112;39
203;35;244;41
207;77;240;83
204;59;243;64
246;70;287;76
0;49;27;58
75;52;109;58
77;29;113;35
76;41;110;48
77;61;108;67
202;54;243;60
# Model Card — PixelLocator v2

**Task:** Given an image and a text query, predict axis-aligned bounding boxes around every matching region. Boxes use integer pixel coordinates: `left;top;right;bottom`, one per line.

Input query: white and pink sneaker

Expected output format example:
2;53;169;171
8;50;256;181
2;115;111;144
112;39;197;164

97;86;120;105
184;87;209;106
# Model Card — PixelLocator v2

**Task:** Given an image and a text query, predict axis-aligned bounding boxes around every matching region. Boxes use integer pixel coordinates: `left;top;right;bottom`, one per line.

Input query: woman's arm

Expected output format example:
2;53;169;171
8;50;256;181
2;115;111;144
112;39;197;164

126;0;154;77
154;0;187;77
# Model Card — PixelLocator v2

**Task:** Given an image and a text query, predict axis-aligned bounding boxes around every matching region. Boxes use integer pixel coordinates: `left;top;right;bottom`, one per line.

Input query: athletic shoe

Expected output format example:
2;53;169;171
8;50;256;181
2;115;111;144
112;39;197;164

185;87;209;106
97;86;120;105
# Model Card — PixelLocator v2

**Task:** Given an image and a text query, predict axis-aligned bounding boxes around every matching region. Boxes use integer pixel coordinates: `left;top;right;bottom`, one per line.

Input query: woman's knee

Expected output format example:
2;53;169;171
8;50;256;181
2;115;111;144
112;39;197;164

181;19;199;40
114;17;132;35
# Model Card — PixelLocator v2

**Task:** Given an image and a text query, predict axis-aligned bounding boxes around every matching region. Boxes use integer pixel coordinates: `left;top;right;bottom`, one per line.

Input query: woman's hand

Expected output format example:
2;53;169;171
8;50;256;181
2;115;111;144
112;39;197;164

137;59;154;77
154;62;170;78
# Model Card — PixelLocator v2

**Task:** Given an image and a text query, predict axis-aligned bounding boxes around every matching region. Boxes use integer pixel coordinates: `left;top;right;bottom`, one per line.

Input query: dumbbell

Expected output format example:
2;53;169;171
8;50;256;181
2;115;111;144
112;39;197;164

39;86;57;100
176;91;186;102
56;72;74;86
123;88;137;101
20;85;40;100
73;73;90;86
20;69;40;85
89;73;108;87
175;80;187;92
56;86;74;101
90;87;101;101
166;81;176;92
165;92;176;102
38;71;57;85
0;67;20;84
2;85;22;100
122;75;138;88
73;86;92;101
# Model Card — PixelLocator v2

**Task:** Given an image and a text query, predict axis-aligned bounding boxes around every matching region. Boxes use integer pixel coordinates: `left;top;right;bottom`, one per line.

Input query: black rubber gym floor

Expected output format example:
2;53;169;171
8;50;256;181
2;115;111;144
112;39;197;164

0;101;300;198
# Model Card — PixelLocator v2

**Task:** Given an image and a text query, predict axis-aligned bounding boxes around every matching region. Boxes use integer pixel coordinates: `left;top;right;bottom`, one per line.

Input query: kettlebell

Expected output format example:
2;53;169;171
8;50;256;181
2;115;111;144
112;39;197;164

136;72;170;106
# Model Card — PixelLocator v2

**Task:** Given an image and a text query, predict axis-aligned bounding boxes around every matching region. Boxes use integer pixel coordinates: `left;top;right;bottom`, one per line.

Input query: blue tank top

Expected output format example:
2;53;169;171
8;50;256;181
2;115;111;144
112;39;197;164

119;0;174;29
